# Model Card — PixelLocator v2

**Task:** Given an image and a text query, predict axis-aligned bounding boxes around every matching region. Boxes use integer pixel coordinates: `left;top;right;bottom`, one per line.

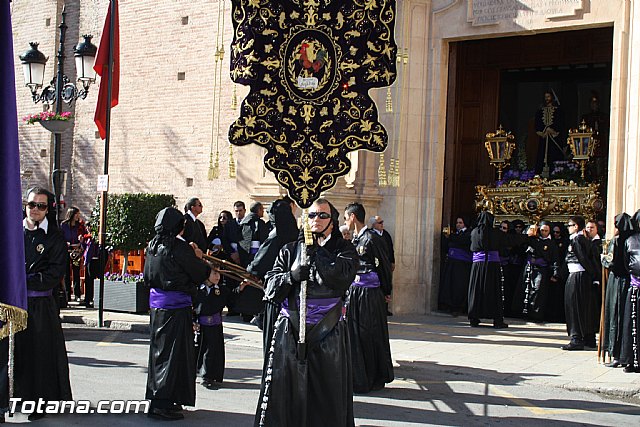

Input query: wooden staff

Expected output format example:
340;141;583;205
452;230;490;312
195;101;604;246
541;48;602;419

201;253;264;291
598;239;611;363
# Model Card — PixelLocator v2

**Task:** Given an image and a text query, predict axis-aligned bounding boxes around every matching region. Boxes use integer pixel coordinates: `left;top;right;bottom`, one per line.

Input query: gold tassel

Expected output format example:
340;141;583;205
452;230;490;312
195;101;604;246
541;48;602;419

378;153;388;187
208;151;220;180
228;145;236;178
0;303;28;340
232;85;238;110
385;88;393;113
393;158;401;187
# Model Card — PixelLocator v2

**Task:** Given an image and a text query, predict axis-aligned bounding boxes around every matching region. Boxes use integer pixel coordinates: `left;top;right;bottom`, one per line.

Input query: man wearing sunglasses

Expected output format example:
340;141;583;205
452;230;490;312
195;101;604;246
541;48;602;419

255;198;358;426
562;216;599;350
344;202;394;393
15;187;72;420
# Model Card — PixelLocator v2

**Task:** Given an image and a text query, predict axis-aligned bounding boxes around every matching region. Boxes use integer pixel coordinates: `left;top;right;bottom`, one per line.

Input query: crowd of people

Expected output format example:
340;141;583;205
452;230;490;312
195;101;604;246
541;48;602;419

15;183;640;424
9;188;397;424
439;210;640;373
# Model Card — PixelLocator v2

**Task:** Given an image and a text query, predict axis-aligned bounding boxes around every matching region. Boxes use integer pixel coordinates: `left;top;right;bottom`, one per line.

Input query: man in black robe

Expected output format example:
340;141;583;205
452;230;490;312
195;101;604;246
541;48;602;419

468;212;531;328
344;202;394;393
438;216;472;315
512;221;560;321
255;198;358;427
15;187;72;420
562;215;599;350
145;207;218;420
620;209;640;372
601;213;633;366
183;197;208;252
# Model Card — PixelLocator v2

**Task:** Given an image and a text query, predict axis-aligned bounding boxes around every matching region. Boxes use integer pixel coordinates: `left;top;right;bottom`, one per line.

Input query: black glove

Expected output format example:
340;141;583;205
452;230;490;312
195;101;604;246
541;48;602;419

290;263;311;283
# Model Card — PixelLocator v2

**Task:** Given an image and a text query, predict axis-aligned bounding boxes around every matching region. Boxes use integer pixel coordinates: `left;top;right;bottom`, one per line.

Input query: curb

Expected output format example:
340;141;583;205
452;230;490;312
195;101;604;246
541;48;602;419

61;314;149;334
559;383;640;403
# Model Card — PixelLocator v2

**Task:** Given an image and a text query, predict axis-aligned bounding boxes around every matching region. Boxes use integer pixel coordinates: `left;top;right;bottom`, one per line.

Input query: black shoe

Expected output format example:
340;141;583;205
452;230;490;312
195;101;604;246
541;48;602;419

470;318;480;327
386;310;393;316
242;314;253;322
561;342;584;351
148;408;184;420
623;365;638;373
28;413;46;421
493;322;509;329
605;360;621;368
167;403;183;412
202;379;219;390
226;311;239;316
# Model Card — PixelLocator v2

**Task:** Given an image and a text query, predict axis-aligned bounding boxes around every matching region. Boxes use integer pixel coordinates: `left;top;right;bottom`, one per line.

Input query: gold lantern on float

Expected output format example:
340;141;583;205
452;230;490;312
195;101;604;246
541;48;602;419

567;120;597;179
484;125;516;181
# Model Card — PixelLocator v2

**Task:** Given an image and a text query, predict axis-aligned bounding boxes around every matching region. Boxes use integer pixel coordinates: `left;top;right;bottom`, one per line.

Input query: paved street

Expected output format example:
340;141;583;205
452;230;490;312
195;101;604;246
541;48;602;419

5;313;640;426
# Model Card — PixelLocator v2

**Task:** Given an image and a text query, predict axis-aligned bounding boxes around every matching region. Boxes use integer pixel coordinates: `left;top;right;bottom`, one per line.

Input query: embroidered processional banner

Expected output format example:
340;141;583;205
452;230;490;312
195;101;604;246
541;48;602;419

229;0;397;207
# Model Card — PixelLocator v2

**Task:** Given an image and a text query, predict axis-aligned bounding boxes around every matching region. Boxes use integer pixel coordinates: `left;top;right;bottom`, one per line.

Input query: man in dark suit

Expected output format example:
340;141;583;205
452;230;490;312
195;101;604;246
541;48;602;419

183;198;208;252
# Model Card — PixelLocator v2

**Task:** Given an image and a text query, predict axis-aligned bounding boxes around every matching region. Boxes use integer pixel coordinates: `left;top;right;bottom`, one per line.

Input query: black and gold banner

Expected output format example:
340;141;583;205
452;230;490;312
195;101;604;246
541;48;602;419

230;0;397;207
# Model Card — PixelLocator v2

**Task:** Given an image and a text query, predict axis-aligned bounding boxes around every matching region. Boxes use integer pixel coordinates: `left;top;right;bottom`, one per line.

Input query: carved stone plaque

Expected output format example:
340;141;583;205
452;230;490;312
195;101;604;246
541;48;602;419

467;0;585;26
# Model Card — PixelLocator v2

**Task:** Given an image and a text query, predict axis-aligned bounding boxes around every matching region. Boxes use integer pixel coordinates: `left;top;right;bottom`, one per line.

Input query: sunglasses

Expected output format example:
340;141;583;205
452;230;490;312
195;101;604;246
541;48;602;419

308;212;331;219
377;221;384;225
26;201;48;211
501;226;509;230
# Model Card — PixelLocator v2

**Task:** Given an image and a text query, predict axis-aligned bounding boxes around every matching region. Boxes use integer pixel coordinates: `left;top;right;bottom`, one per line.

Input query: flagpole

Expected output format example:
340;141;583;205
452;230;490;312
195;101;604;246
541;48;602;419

98;0;117;328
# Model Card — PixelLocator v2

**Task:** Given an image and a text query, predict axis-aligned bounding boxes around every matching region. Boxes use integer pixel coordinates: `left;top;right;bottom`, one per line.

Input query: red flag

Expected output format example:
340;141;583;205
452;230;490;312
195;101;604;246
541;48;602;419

94;0;119;140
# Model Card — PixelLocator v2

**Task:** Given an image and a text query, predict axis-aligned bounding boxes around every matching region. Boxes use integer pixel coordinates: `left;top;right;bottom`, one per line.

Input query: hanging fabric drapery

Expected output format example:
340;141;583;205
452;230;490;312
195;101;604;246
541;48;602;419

229;0;398;207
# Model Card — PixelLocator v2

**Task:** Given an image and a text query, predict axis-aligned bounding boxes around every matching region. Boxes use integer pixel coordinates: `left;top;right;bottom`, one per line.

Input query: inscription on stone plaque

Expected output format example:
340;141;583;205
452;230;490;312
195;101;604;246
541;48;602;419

467;0;585;26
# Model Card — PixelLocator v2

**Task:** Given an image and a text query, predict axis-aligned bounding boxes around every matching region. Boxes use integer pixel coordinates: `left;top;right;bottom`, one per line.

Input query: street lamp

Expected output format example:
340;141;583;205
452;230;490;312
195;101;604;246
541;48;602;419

18;6;97;222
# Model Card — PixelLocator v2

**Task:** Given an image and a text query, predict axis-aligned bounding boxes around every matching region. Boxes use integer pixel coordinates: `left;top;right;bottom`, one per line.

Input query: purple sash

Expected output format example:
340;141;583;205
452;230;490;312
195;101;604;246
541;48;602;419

199;313;222;326
631;275;640;288
448;247;472;263
528;256;548;268
352;271;380;288
281;297;342;325
27;289;52;297
472;251;500;263
149;288;192;309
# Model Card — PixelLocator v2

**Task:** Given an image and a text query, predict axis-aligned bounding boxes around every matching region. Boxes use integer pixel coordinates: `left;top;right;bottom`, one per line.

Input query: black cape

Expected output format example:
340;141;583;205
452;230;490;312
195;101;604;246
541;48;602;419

564;234;599;341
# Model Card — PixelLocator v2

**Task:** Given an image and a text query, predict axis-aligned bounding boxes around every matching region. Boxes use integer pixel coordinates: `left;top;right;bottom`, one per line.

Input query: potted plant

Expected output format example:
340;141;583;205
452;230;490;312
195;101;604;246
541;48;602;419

94;272;149;313
22;111;73;134
91;193;175;313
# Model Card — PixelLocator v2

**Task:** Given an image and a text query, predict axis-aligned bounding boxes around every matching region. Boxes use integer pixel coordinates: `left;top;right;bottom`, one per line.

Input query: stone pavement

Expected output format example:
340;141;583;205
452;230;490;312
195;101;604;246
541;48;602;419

60;305;640;403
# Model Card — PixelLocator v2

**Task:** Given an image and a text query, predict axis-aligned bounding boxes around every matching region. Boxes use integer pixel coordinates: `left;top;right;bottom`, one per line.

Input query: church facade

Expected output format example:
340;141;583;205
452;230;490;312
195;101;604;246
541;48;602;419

12;0;640;314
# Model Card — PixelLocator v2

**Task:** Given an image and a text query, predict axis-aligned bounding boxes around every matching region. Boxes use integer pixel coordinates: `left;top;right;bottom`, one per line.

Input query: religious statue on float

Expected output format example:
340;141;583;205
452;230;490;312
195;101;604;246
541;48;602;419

535;90;565;177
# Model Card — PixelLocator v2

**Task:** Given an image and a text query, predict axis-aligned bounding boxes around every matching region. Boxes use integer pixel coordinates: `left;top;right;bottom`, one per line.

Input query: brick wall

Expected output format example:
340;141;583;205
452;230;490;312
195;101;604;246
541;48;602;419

14;0;258;230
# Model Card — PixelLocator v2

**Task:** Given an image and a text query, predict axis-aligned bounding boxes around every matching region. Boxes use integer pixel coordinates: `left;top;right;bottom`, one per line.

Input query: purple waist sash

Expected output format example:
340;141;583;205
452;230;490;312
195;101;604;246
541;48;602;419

198;313;222;326
27;289;52;297
448;247;472;263
527;256;549;267
352;271;380;288
631;275;640;288
149;288;192;310
281;297;342;325
472;251;500;263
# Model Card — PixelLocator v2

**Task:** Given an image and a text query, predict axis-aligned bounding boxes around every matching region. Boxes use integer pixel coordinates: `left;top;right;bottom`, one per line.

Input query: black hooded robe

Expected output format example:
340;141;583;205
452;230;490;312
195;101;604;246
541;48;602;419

602;213;633;360
254;235;358;427
145;208;210;408
620;211;640;369
468;212;528;324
